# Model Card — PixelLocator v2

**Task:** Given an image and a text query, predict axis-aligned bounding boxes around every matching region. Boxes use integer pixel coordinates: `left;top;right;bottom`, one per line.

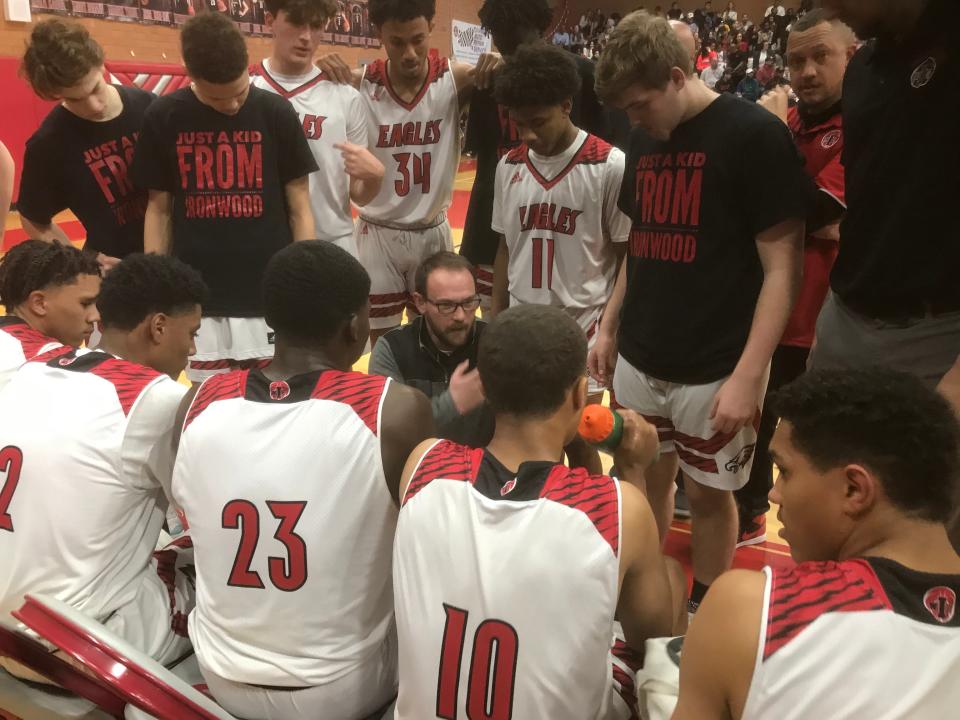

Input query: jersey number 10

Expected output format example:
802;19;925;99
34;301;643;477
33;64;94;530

222;499;308;592
0;446;24;532
437;604;519;720
393;152;432;197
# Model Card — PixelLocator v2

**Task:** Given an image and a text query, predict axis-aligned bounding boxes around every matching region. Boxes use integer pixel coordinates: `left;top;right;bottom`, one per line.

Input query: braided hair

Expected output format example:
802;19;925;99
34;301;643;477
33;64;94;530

0;240;101;310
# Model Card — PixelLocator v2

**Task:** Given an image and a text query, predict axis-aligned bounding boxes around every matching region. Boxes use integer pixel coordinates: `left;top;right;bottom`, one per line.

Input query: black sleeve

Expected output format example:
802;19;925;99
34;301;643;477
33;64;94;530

574;59;611;142
617;131;639;219
464;89;495;156
739;114;814;237
275;96;318;184
131;107;177;193
16;138;66;224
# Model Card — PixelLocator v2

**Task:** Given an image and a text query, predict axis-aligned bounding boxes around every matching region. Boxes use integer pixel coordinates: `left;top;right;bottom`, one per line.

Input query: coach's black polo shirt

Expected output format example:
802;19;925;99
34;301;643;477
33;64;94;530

830;0;959;321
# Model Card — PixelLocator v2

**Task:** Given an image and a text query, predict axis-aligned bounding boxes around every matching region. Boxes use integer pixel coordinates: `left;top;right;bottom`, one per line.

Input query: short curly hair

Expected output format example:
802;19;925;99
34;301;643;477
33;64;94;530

495;43;582;109
97;254;207;331
368;0;435;28
264;0;337;26
181;13;249;84
263;241;370;345
21;19;104;100
773;368;960;524
0;240;101;309
478;0;554;50
479;304;586;418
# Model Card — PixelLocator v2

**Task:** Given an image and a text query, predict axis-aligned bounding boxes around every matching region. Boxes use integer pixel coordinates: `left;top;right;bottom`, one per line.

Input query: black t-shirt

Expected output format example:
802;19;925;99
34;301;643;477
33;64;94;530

17;86;154;258
831;1;960;318
460;54;614;266
617;94;810;384
132;86;317;317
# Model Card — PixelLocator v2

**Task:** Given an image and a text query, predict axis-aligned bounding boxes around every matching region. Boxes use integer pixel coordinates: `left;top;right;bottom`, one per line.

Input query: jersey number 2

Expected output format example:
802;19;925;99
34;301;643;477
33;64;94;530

0;446;24;532
222;500;308;591
436;604;519;720
393;152;432;197
531;237;555;290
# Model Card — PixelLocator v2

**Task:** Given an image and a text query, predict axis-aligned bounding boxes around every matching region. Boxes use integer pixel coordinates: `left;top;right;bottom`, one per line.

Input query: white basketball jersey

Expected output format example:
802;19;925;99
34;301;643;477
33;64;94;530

394;440;623;720
492;130;630;313
358;56;460;228
173;368;397;687
0;316;61;394
742;559;960;720
251;60;367;244
0;349;185;629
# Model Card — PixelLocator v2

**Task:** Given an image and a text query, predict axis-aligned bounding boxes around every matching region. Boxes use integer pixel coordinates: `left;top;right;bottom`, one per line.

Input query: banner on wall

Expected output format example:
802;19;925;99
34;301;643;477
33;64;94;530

451;20;491;65
27;0;379;45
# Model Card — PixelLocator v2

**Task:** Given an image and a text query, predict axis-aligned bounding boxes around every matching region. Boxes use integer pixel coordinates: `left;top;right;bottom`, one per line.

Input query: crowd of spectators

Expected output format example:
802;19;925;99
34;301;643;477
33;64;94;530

554;1;817;102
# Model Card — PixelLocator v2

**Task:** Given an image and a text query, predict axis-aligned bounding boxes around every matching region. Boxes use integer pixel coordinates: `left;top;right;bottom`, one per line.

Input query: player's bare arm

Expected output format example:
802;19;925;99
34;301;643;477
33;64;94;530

171;383;201;457
144;190;174;255
19;215;72;245
314;52;364;88
491;235;509;317
398;436;442;504
710;218;804;434
334;142;386;207
588;257;627;387
284;176;316;241
0;141;12;244
380;382;435;504
672;569;766;720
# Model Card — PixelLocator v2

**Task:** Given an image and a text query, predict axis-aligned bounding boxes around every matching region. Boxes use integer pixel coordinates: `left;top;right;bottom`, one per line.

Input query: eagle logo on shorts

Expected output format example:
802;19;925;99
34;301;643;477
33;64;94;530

500;478;517;496
923;586;957;624
724;444;756;473
269;381;291;401
911;57;937;89
820;129;842;150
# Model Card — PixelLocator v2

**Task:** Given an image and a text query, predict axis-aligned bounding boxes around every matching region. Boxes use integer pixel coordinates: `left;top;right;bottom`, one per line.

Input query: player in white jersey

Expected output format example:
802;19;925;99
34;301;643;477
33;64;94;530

250;0;385;257
674;368;960;720
394;305;688;720
317;0;501;343
0;240;101;392
0;254;205;683
490;44;631;473
172;241;431;720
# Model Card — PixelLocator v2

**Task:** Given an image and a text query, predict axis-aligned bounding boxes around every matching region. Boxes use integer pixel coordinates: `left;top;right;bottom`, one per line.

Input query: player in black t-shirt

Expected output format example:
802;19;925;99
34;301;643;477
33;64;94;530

133;13;318;383
17;19;155;271
461;0;615;312
590;12;809;614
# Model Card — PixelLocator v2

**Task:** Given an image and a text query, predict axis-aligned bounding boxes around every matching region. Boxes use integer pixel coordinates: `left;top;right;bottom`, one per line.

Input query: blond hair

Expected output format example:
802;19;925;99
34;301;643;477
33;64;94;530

595;11;692;104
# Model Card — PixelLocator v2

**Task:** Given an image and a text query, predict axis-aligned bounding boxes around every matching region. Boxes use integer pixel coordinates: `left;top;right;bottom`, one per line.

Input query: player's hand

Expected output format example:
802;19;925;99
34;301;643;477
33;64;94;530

97;253;121;273
758;85;791;125
316;52;353;84
587;329;618;388
449;361;485;415
470;52;503;91
613;410;660;471
709;371;764;435
334;143;385;183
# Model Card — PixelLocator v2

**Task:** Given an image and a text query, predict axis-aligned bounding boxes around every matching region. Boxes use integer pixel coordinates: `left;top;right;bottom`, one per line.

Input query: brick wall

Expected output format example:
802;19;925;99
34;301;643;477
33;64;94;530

0;0;485;65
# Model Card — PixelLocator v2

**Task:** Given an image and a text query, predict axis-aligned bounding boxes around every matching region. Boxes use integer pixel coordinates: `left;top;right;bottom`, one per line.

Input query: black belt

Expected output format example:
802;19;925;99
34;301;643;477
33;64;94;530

842;295;960;325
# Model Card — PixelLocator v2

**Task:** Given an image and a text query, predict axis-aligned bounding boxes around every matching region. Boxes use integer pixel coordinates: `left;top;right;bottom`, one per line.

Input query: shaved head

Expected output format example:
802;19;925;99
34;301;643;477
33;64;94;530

669;19;697;72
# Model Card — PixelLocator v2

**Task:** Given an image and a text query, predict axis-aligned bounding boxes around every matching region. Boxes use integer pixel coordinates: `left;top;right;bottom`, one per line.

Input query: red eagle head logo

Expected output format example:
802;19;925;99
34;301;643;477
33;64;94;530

923;586;956;624
500;478;517;497
269;381;291;401
58;356;76;367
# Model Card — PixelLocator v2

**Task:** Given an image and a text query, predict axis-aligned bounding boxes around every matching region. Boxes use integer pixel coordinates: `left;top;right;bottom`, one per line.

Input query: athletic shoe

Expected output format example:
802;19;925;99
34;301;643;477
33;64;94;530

736;513;767;548
673;485;691;519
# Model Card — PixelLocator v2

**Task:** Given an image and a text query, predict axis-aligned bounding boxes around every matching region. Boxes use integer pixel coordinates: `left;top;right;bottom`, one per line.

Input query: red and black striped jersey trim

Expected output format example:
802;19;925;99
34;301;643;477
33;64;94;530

404;440;482;507
503;134;615;190
0;317;61;360
183;370;249;432
252;61;330;98
311;370;388;436
763;559;892;660
540;466;620;556
85;356;164;416
366;56;451;111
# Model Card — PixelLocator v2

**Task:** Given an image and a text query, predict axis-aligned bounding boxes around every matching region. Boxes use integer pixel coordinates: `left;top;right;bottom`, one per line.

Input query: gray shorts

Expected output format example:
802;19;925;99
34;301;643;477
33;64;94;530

811;292;960;386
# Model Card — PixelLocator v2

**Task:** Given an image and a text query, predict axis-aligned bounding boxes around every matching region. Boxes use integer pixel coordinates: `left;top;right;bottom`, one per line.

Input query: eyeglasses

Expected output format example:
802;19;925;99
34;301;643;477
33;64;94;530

426;296;482;315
